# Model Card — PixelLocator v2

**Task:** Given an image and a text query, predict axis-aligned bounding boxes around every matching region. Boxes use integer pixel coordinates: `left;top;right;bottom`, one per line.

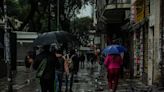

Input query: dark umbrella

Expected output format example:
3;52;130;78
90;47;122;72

33;32;59;46
33;31;80;47
54;31;79;44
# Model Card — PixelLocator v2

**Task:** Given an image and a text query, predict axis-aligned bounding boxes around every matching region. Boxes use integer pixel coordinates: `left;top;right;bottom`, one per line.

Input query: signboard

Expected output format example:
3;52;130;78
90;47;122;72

131;0;149;24
136;0;145;23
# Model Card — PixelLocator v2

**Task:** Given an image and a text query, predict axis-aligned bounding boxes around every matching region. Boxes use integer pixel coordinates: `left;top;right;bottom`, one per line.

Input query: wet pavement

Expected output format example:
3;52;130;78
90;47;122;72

0;63;164;92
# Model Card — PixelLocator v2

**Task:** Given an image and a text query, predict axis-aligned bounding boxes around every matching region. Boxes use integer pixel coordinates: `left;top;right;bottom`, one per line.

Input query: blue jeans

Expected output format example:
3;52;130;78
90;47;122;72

55;71;63;92
65;73;74;92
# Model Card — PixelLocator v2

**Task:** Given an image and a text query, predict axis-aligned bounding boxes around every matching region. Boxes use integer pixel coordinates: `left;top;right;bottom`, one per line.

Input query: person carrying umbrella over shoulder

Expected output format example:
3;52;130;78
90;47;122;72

103;44;126;92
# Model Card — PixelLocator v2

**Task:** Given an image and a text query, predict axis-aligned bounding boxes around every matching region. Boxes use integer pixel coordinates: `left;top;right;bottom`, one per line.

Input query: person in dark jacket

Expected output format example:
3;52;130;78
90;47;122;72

33;45;55;92
55;49;65;92
79;53;85;68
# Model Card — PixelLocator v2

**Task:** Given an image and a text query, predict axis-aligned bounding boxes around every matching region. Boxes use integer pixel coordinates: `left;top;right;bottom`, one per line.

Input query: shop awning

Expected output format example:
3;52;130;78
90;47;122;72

121;17;149;32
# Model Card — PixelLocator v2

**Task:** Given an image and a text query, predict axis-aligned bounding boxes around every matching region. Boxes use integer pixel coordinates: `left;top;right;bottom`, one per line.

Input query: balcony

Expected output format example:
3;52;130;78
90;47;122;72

102;0;131;23
106;0;131;9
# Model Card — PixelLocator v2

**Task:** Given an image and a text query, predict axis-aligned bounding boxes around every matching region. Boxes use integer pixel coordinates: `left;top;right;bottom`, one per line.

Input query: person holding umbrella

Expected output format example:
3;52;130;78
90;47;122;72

33;45;55;92
103;45;125;92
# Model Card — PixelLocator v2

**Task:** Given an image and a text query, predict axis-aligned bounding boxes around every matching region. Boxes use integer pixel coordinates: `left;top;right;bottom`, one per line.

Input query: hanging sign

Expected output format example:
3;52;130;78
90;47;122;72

135;0;145;23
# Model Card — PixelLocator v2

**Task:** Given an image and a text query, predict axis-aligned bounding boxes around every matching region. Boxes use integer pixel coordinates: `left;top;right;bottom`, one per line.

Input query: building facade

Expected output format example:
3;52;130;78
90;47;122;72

131;0;150;84
96;0;164;86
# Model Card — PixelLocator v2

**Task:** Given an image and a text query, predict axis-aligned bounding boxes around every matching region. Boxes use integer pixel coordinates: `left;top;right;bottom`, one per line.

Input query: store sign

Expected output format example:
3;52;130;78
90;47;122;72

131;0;149;24
135;0;145;23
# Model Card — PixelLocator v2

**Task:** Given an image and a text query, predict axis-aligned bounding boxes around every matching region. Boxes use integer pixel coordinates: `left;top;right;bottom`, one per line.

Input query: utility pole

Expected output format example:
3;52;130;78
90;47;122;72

4;0;12;91
57;0;59;31
48;2;51;32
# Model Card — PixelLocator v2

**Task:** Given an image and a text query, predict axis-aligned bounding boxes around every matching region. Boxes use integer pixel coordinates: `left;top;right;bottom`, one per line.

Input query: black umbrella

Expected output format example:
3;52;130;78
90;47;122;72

33;31;80;47
33;32;59;46
54;31;79;43
54;31;81;47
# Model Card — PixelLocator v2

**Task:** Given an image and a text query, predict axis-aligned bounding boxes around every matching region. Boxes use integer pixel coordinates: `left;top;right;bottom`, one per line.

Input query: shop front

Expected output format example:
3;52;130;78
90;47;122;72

130;0;149;84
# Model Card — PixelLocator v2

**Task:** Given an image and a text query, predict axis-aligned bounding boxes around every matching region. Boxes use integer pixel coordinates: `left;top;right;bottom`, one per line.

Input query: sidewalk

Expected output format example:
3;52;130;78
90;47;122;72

0;66;38;92
1;63;164;92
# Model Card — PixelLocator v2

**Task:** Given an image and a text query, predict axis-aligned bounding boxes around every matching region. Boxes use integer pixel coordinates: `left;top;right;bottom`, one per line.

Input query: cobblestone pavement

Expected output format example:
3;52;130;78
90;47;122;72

1;63;164;92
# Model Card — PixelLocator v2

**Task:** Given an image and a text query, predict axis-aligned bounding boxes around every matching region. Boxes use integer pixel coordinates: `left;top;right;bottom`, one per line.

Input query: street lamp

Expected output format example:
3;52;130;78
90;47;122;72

3;0;13;91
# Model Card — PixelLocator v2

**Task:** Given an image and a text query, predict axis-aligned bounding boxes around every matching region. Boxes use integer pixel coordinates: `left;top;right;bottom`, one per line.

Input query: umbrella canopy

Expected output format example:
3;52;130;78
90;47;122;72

53;31;80;48
33;32;59;46
33;31;79;47
54;31;78;43
102;44;126;55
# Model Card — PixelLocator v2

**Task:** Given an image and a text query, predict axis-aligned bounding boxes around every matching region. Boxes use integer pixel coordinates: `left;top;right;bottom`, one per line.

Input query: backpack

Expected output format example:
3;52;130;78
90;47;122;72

36;58;47;78
68;54;76;71
68;56;73;71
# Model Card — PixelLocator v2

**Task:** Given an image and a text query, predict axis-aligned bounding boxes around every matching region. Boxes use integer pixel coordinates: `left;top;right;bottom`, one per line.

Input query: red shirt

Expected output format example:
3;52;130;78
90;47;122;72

104;54;123;69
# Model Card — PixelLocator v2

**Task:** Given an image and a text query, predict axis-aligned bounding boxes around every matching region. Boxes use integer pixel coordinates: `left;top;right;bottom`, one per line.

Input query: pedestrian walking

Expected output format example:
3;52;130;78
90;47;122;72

25;51;35;72
65;49;79;92
104;54;123;92
122;51;131;79
79;53;85;68
24;51;35;84
90;53;96;67
99;54;105;78
54;49;65;92
33;45;55;92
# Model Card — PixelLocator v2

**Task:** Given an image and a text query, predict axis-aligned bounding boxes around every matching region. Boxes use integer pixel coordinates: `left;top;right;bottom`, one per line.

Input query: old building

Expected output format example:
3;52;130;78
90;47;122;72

131;0;161;85
95;0;164;86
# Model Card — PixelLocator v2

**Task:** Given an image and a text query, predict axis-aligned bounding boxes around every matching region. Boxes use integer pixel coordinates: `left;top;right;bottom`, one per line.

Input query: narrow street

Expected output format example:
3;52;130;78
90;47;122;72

1;62;162;92
1;0;164;91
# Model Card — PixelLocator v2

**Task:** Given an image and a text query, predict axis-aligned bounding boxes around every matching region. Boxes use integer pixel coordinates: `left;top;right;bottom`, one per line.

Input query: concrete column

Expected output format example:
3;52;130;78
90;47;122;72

153;0;161;83
148;27;154;85
146;0;161;85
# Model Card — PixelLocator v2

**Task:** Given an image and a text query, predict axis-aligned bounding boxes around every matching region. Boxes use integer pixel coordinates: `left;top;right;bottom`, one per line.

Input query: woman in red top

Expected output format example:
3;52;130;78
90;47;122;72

104;54;123;92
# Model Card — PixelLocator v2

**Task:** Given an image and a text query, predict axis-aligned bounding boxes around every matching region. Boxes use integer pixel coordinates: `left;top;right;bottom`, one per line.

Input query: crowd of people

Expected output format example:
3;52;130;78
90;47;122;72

24;43;129;92
24;45;100;92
